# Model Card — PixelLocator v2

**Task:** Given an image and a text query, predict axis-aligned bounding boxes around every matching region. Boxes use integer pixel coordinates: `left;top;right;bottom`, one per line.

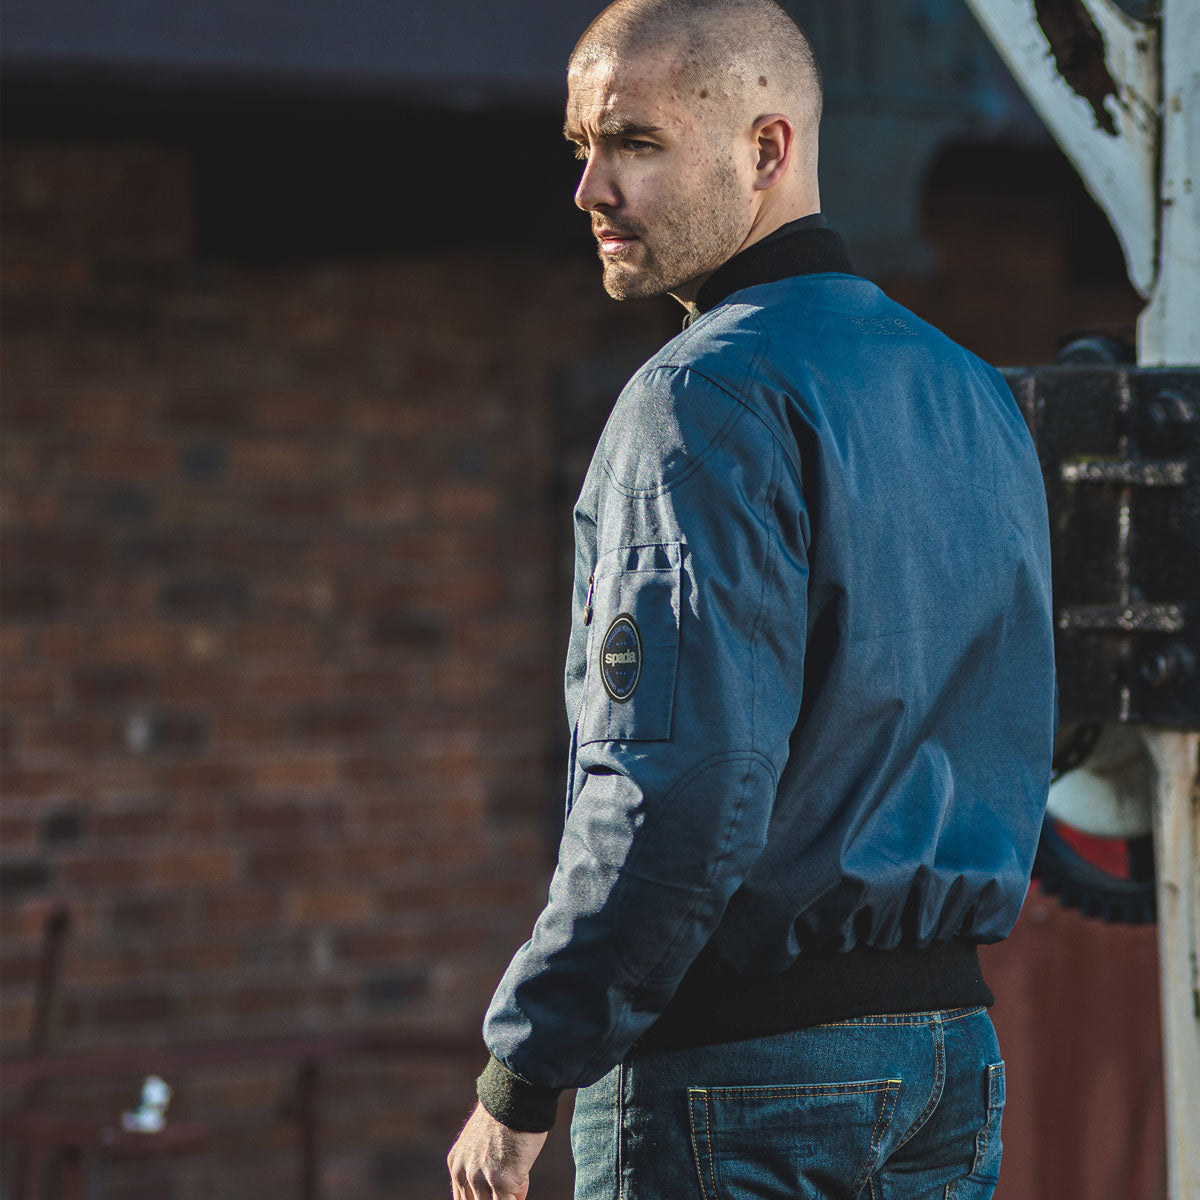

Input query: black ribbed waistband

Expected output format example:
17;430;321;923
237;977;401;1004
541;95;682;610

630;939;992;1056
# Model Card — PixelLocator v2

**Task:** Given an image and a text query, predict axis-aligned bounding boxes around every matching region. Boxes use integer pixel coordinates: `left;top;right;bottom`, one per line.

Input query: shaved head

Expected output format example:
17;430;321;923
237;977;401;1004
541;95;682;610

565;0;824;305
571;0;822;174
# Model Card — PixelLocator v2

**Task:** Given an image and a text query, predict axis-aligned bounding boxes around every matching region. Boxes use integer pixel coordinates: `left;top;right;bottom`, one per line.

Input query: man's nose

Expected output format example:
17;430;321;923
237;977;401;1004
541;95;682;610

574;154;619;212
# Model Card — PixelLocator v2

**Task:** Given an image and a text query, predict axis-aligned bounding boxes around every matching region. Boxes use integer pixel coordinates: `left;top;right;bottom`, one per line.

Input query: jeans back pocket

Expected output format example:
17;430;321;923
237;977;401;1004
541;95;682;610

687;1078;901;1200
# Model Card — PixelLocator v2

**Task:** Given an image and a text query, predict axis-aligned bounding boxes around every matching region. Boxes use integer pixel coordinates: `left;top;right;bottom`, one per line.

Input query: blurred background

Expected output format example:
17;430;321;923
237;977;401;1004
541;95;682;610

0;0;1165;1196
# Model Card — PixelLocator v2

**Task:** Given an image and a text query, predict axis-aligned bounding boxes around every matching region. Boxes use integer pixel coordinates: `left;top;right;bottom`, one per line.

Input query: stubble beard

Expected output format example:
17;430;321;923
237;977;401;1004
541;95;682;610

599;160;745;302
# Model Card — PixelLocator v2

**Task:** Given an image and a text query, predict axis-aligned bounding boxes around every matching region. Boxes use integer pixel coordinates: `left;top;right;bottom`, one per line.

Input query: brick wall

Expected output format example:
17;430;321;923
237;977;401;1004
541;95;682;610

0;137;672;1198
1;129;1152;1200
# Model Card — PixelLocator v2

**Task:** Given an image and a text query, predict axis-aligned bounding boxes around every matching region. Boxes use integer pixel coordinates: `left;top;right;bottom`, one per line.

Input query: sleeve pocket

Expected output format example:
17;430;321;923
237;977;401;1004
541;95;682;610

579;542;681;745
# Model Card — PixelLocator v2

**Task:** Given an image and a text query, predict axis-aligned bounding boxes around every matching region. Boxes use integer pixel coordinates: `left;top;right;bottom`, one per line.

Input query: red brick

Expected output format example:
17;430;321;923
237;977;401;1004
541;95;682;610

160;761;246;791
0;768;65;799
252;391;334;431
21;715;117;756
233;622;319;659
82;439;176;479
254;487;336;520
0;487;62;524
2;670;55;708
0;627;29;659
95;627;174;663
228;802;305;835
93;990;176;1027
95;808;169;839
159;941;240;973
60;855;147;887
40;624;86;660
111;894;189;933
286;887;374;924
248;847;332;881
0;954;42;987
0;815;38;850
210;713;292;745
333;930;422;963
201;891;282;926
63;388;141;431
381;878;538;914
153;849;239;886
63;946;147;986
252;756;339;793
228;440;312;479
0;997;34;1047
295;705;380;741
72;665;155;706
256;673;340;705
160;666;238;704
345;397;426;436
343;485;423;525
4;529;105;570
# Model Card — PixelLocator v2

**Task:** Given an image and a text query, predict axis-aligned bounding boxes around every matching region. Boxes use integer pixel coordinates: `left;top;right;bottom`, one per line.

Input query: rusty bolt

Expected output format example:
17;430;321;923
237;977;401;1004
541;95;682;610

1140;642;1196;690
1146;390;1197;443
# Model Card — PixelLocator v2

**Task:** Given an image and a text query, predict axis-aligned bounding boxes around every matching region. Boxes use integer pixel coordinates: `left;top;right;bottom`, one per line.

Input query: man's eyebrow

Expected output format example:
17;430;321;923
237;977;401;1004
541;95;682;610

562;118;664;141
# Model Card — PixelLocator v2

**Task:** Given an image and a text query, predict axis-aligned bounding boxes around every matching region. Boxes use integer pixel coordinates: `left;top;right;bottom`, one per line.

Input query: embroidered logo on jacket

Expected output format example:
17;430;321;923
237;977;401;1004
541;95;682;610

600;613;642;703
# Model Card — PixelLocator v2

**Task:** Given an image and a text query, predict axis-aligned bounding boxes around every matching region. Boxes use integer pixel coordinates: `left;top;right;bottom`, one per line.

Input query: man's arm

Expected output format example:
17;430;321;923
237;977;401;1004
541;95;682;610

478;366;811;1123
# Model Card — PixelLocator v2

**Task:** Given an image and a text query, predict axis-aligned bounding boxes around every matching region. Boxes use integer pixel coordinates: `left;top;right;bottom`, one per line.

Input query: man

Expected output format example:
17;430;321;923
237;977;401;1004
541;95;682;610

448;1;1055;1197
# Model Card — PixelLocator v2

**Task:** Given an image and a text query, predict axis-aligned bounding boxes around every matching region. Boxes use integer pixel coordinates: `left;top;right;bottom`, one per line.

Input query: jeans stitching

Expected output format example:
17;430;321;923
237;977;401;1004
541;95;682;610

616;1061;625;1200
819;1006;985;1029
686;1090;713;1200
852;1080;900;1195
970;1063;1004;1176
704;1090;719;1200
940;1006;987;1026
698;1081;899;1099
894;1014;945;1152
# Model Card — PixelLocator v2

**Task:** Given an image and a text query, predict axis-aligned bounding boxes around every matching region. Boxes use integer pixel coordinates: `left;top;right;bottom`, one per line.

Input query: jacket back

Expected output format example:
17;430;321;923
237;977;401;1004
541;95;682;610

485;271;1055;1092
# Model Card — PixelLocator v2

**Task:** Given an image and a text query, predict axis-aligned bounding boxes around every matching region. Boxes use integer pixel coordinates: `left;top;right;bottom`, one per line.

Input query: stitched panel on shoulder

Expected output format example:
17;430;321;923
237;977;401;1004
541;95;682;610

601;366;747;498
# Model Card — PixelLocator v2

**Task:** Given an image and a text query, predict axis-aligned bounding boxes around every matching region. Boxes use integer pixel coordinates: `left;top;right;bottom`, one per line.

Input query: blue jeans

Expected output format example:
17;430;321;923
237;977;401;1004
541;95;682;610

571;1006;1004;1200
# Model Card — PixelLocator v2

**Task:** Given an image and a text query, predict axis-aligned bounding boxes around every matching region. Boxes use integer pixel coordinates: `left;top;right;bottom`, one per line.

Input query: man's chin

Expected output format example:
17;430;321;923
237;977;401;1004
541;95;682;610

602;264;666;301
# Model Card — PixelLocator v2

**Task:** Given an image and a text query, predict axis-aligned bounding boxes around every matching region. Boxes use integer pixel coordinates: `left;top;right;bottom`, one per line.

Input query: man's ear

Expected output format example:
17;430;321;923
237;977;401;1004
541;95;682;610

751;113;794;190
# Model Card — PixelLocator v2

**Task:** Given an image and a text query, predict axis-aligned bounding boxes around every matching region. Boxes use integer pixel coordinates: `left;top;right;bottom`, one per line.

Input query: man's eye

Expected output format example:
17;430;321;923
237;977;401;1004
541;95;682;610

623;139;653;152
571;143;589;161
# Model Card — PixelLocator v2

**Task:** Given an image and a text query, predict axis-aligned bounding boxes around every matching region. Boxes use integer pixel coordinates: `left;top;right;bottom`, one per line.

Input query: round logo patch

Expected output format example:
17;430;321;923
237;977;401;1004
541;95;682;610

600;613;642;703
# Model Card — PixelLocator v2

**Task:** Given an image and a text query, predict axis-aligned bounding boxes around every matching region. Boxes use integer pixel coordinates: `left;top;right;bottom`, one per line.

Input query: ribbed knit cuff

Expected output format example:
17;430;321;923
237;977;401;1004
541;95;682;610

475;1054;561;1133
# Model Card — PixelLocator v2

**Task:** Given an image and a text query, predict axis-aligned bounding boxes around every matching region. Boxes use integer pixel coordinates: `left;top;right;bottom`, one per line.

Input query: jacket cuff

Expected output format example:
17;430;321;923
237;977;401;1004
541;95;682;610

475;1054;561;1132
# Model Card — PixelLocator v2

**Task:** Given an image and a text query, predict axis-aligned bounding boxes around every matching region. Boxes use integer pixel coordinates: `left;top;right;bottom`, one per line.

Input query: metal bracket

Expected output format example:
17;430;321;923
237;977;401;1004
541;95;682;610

1005;365;1200;728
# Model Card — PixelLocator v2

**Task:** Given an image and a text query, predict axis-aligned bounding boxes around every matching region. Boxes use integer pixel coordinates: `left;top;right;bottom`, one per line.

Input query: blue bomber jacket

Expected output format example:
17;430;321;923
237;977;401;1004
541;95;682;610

477;224;1056;1131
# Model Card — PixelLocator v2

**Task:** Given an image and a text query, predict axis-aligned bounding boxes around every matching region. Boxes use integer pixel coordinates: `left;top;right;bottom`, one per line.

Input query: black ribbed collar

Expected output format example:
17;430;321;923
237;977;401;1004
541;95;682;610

689;214;855;321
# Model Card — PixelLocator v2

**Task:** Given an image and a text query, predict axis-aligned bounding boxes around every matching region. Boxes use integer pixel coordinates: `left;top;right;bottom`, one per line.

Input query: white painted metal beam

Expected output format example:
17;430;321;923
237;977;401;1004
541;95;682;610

1139;0;1200;365
962;0;1158;295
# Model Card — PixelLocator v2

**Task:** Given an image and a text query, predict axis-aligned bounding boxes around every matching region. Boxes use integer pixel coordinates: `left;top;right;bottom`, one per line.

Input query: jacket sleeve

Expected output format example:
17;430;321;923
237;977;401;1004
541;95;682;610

478;365;810;1129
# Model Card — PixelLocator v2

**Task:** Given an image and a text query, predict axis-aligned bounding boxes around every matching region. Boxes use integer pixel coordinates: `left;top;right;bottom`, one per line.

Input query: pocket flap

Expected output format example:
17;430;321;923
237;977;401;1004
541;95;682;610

579;543;681;745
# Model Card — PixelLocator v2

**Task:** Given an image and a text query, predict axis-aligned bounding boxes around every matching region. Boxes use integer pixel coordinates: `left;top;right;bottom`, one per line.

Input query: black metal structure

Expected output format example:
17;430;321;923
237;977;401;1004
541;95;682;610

1006;364;1200;730
1004;361;1199;924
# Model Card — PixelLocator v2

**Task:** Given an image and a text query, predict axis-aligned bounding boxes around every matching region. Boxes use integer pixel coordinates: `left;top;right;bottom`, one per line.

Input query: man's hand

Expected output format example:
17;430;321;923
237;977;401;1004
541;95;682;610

447;1101;548;1200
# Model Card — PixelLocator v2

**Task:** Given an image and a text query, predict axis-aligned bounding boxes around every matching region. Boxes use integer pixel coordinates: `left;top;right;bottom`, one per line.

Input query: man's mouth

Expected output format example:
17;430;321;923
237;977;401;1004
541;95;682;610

596;229;639;256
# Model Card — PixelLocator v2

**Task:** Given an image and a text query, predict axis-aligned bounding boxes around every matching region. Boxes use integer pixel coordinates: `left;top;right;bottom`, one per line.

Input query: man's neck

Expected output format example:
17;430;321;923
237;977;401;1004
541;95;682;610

669;205;823;315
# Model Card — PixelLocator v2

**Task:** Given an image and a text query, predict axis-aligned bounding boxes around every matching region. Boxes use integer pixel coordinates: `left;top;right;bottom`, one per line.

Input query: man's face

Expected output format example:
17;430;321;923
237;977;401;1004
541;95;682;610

564;50;754;302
